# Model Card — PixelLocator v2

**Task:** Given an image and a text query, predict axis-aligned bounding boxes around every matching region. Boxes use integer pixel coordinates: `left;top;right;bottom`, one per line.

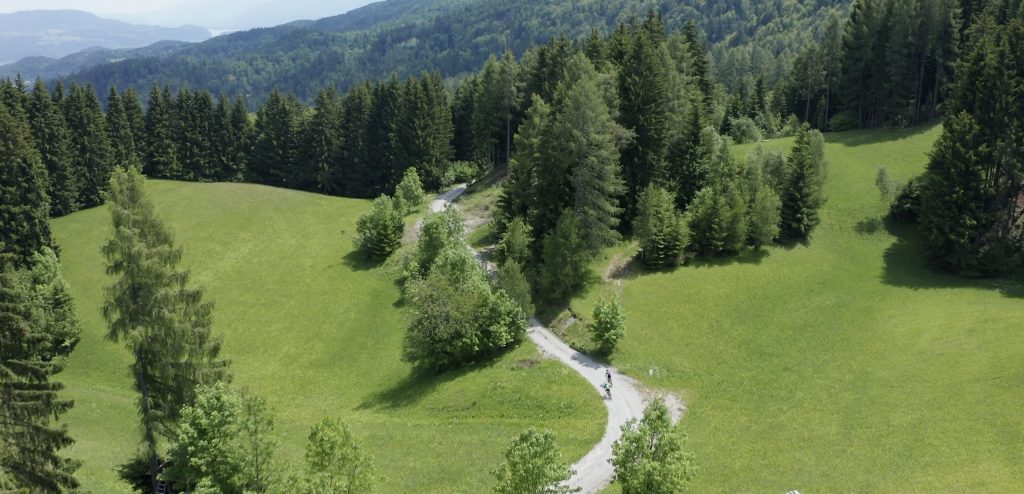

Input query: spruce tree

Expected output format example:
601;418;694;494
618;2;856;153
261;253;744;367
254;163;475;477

472;53;518;166
395;73;454;190
27;79;78;217
249;90;301;187
102;167;229;491
539;210;589;303
780;126;827;241
301;88;343;194
558;54;625;254
618;29;669;219
106;87;139;167
0;260;78;492
65;84;113;208
364;76;402;193
634;185;687;268
0;105;52;266
339;83;373;197
143;85;179;178
17;247;82;362
500;95;552;233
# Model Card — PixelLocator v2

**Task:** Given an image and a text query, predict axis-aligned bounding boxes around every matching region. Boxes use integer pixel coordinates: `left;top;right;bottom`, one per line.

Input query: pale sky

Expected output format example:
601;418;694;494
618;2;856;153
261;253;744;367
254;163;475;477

0;0;182;15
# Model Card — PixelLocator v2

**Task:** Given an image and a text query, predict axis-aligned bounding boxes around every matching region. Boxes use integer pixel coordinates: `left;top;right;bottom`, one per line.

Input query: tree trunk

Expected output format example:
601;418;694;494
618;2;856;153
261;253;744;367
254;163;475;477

136;350;160;494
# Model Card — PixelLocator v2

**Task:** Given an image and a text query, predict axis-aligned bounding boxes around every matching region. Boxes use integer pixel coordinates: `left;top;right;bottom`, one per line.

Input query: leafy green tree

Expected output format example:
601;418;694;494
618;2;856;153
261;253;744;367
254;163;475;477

65;84;113;208
353;195;404;261
404;247;525;371
539;210;589;303
394;167;425;215
301;418;378;494
497;259;534;317
17;247;81;361
780;126;827;241
416;206;466;273
0;104;52;266
611;399;696;494
496;216;533;266
102;166;229;492
27;79;78;217
164;382;278;494
634;186;687;268
0;260;79;492
588;297;625;355
492;428;577;494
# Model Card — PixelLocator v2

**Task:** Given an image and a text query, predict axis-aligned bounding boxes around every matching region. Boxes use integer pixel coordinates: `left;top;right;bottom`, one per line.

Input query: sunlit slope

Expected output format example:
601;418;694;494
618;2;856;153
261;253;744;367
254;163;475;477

52;180;603;493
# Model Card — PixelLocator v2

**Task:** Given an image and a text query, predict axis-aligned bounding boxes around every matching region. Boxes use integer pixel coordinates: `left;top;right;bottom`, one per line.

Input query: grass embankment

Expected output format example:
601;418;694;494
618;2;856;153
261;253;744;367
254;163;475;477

570;124;1024;492
52;180;603;493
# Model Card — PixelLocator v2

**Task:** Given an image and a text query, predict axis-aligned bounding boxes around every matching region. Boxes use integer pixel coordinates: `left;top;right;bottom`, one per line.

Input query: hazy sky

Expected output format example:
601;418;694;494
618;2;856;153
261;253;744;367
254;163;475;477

0;0;181;15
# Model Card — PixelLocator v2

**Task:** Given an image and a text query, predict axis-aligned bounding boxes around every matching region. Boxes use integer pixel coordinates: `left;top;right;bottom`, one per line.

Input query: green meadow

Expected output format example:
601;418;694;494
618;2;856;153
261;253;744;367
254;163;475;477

567;124;1024;492
51;181;603;493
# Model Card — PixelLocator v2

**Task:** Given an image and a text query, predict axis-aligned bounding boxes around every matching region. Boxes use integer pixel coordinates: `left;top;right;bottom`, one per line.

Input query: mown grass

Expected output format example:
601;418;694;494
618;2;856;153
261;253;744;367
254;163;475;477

578;124;1024;492
51;180;603;493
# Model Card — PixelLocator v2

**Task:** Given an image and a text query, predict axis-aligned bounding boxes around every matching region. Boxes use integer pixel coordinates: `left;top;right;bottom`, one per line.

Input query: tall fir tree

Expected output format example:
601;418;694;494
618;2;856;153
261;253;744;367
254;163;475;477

618;28;670;220
64;84;113;209
0;260;78;492
27;79;78;217
557;54;625;253
364;77;402;194
106;87;140;167
780;126;827;241
0;105;52;266
301;88;343;194
143;85;179;178
338;83;374;197
249;89;301;187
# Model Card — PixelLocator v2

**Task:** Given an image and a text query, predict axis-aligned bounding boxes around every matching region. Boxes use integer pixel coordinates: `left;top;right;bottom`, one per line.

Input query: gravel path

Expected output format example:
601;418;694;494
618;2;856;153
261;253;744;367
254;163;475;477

430;185;651;493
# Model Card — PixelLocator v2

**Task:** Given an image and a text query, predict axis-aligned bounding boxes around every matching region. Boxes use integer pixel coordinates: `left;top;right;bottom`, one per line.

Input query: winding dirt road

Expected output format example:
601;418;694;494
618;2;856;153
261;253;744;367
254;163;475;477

429;186;649;493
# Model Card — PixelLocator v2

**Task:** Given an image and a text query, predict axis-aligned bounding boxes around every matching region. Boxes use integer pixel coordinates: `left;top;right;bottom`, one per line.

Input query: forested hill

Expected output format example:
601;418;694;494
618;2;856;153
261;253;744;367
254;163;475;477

63;0;852;105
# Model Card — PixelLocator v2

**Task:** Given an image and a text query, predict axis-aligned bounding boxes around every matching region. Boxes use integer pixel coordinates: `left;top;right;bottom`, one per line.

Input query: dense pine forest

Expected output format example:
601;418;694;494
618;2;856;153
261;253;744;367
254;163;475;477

2;0;1024;492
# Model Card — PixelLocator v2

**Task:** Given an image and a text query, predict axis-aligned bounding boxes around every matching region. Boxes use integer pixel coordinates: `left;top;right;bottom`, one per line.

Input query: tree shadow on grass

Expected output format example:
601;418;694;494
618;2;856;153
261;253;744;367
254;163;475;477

855;217;884;234
342;249;381;271
687;248;770;269
357;357;501;410
882;218;1024;298
827;122;938;148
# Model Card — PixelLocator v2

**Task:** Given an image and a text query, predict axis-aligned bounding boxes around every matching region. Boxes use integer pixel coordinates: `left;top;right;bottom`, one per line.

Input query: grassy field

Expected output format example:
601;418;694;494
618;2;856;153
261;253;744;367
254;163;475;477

51;180;604;493
565;124;1024;492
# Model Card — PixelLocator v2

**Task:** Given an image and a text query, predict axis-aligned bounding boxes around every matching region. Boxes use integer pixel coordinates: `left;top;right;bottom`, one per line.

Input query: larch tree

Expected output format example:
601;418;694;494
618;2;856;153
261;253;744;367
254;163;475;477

102;166;229;492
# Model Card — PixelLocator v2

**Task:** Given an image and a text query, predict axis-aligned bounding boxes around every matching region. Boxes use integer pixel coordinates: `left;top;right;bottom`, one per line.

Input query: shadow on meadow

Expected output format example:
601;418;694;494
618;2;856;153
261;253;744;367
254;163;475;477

827;122;938;148
881;218;1024;298
357;355;502;410
342;249;382;271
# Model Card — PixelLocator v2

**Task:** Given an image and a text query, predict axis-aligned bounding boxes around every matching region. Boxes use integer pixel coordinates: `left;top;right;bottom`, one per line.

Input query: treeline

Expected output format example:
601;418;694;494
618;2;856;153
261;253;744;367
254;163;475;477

907;0;1024;275
778;0;981;130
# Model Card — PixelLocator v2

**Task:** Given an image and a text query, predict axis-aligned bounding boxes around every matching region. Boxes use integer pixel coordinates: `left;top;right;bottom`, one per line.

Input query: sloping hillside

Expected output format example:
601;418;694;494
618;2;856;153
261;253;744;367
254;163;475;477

60;0;850;104
52;181;603;493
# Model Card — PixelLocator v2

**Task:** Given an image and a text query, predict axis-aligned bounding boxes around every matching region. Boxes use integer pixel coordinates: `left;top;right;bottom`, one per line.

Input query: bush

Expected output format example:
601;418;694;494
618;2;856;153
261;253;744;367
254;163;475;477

441;160;485;188
416;206;466;273
353;195;403;261
889;178;921;223
403;247;526;371
497;259;534;317
779;114;802;136
828;111;858;132
588;297;625;355
495;216;532;266
728;116;762;144
394;167;425;214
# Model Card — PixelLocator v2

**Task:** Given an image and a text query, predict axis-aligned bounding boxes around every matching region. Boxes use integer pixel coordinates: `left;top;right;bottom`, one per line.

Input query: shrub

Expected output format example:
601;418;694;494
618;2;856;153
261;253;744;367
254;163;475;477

729;116;762;144
353;195;403;261
588;297;625;355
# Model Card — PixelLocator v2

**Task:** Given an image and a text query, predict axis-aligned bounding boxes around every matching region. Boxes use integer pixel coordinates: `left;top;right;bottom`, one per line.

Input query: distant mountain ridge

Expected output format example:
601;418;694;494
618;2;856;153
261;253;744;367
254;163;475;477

46;0;849;105
0;10;210;64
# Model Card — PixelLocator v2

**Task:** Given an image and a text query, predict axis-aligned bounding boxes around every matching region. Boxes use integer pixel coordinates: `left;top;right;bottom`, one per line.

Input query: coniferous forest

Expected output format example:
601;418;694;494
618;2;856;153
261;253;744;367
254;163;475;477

2;0;1024;492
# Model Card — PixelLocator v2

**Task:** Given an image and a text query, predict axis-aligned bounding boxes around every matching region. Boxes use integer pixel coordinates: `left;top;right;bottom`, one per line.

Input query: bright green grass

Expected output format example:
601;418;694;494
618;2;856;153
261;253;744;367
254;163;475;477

581;124;1024;492
52;180;603;493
